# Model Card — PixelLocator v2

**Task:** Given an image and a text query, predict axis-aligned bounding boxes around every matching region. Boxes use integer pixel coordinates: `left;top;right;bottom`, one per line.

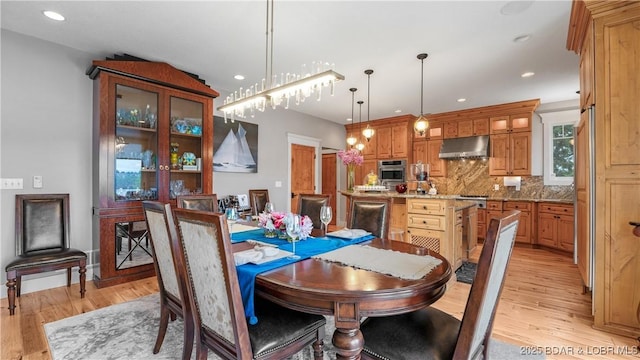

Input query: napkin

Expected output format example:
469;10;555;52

234;249;264;266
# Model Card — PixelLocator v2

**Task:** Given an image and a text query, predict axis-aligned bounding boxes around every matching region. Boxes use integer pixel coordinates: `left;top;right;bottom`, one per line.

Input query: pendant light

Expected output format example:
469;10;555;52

346;88;358;147
362;69;375;141
414;53;430;136
355;100;365;151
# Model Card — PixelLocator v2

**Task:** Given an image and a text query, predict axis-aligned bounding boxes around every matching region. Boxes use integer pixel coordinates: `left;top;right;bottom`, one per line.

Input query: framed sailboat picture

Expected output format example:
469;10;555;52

213;116;258;173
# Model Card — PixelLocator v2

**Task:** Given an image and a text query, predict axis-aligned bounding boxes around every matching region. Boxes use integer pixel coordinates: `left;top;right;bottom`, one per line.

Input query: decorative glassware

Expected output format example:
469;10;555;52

264;202;275;214
320;205;332;235
285;213;301;260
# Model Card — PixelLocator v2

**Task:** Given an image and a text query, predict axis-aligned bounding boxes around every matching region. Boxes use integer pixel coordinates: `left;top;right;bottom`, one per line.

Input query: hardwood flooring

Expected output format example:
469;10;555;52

2;246;639;360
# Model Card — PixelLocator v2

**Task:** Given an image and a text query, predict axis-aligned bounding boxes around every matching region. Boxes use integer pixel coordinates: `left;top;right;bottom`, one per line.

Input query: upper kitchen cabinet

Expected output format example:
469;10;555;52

489;113;532;134
412;139;446;178
489;131;531;176
87;58;218;287
346;115;411;160
376;126;392;158
567;0;640;338
413;121;443;140
472;118;490;136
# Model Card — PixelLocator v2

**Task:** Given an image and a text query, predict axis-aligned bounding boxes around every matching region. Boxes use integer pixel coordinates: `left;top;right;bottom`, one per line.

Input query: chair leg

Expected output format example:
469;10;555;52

313;326;325;360
67;268;72;287
79;261;87;298
153;305;170;354
16;276;21;297
6;272;16;315
182;312;195;360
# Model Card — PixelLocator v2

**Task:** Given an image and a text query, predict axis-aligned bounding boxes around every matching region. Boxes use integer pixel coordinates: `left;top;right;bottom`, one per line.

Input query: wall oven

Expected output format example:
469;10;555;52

378;160;406;187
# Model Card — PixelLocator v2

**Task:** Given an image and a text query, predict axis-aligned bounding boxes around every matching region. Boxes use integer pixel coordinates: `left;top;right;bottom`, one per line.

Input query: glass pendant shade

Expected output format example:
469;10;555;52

355;142;365;151
414;114;429;136
362;126;375;141
414;53;430;136
346;136;358;146
362;69;375;142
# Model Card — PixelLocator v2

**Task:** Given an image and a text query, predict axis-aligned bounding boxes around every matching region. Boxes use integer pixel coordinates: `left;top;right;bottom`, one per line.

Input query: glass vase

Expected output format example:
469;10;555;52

347;165;356;191
263;228;278;238
278;225;288;239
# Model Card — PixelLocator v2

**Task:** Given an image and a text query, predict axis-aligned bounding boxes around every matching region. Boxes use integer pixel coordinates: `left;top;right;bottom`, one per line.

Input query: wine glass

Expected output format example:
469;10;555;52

320;205;332;235
285;213;301;260
226;207;239;240
264;202;275;214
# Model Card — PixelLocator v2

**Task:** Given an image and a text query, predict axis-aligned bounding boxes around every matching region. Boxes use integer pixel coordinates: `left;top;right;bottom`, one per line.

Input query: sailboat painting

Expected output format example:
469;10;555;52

213;116;258;173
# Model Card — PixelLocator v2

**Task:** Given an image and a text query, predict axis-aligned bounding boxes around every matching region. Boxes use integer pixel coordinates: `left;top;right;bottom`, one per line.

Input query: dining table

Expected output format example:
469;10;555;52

232;231;452;360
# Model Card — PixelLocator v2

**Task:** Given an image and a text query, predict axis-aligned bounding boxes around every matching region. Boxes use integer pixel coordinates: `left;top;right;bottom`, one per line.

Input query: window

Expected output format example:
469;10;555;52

541;110;578;186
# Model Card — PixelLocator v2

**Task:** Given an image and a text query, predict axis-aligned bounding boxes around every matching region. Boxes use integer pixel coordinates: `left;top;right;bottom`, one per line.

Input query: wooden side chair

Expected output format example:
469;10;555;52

248;189;270;216
176;194;219;212
5;194;86;315
142;201;193;359
346;196;392;239
171;208;326;359
360;210;521;360
297;193;331;232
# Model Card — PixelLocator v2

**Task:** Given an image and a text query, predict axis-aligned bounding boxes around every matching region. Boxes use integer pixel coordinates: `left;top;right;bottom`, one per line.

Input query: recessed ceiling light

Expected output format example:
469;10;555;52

457;98;466;103
500;1;533;15
513;34;531;43
347;117;353;122
521;72;535;78
394;109;402;113
43;10;65;21
234;74;245;80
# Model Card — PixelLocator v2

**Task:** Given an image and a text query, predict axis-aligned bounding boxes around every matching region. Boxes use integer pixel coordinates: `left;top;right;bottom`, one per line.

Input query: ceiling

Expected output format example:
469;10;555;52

1;1;579;124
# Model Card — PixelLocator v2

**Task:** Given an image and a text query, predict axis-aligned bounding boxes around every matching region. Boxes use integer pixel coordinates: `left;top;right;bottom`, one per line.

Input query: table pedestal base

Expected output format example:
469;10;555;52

333;327;364;360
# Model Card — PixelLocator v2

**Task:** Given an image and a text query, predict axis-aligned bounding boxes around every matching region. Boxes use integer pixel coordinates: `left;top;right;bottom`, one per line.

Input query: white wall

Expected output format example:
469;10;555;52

0;30;347;298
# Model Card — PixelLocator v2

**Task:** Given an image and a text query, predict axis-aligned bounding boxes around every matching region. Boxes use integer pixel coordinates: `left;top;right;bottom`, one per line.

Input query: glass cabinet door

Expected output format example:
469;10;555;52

114;85;159;202
169;96;204;199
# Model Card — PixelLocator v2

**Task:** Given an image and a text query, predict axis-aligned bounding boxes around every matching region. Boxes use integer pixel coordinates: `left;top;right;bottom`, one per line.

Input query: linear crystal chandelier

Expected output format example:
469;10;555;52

217;0;345;122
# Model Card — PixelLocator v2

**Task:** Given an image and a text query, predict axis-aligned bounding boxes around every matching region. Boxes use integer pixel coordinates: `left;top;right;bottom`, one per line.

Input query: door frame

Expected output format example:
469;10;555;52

287;133;321;212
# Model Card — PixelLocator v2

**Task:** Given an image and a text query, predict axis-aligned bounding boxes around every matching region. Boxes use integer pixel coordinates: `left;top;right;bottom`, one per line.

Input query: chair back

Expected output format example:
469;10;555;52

248;189;270;216
142;201;182;303
172;208;253;358
297;194;331;230
453;210;520;359
346;196;392;239
16;194;70;255
176;194;219;212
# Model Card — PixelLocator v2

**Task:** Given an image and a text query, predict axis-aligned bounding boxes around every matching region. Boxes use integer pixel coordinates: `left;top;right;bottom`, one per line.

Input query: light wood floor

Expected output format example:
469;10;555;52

1;246;639;360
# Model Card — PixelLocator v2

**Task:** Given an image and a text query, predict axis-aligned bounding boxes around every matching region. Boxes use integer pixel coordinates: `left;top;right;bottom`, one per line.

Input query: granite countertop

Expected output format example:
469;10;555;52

340;190;574;204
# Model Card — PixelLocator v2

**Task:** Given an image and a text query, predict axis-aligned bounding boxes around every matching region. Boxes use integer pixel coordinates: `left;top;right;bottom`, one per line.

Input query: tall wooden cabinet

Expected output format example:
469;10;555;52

567;0;640;338
88;59;218;287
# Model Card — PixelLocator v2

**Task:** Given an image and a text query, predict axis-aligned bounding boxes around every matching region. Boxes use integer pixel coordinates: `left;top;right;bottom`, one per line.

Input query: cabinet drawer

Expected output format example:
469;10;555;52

408;214;446;231
407;199;446;215
504;201;532;212
538;203;574;215
486;200;503;211
406;228;444;257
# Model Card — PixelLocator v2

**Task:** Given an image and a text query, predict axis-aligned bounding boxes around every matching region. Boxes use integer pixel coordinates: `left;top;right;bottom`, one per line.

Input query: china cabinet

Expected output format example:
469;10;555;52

88;59;218;287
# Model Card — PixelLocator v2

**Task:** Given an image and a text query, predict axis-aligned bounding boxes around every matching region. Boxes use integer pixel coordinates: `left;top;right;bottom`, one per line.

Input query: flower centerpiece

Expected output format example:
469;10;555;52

338;149;364;191
258;211;313;241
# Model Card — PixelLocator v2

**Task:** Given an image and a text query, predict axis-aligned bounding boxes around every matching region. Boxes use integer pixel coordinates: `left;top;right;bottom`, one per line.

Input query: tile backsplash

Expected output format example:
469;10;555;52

426;159;574;200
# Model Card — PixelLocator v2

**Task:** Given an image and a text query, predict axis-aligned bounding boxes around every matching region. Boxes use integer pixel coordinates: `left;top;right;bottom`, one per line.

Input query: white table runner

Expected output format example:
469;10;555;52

229;222;260;234
312;245;442;280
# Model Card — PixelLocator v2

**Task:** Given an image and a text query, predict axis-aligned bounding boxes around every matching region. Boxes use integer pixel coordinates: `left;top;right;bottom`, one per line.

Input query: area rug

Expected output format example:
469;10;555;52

456;260;477;284
44;294;543;360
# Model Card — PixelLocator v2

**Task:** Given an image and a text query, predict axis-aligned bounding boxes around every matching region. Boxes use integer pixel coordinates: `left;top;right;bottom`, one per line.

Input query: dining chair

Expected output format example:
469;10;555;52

297;193;331;231
171;208;326;360
346;196;392;239
176;194;219;212
5;194;87;315
142;201;193;359
248;189;270;216
359;210;521;360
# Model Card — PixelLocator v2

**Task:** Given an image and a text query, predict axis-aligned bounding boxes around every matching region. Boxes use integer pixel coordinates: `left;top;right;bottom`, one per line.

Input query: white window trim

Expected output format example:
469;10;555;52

540;109;579;186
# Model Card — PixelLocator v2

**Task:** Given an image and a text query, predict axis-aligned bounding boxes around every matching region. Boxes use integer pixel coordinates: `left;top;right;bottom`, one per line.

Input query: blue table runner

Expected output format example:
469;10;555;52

235;233;374;324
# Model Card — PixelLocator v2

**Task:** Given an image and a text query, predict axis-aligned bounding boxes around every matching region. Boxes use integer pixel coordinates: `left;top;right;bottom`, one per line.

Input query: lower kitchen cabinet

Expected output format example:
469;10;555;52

536;202;574;253
504;201;533;244
477;208;486;241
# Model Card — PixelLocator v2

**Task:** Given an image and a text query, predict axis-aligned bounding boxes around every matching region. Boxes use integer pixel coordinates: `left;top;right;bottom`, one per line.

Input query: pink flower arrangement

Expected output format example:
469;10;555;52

338;149;364;167
258;211;314;240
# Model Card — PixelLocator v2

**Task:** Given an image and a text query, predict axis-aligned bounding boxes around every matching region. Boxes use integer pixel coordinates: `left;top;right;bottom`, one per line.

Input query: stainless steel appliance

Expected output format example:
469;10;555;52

378;159;406;188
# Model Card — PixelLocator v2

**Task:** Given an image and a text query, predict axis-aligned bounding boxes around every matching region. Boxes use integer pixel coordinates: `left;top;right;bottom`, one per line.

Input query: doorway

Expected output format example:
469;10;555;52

287;133;320;213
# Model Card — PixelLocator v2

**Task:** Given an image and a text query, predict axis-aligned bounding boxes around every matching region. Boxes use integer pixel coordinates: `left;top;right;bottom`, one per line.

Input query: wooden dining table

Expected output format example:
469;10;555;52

247;238;452;360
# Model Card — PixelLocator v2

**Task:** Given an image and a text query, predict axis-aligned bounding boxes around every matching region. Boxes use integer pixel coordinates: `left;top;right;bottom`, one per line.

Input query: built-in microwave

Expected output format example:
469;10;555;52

378;160;406;185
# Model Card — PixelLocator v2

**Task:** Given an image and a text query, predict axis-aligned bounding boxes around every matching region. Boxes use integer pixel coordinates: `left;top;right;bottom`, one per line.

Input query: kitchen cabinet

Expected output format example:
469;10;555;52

376;126;392;158
536;202;574;252
489;131;531;176
360;134;377;158
377;123;409;159
463;206;478;257
88;59;218;287
443;121;458;139
503;201;533;244
457;120;473;138
413;121;443;140
477;208;486;241
406;198;459;268
567;1;640;337
453;209;464;270
412;139;446;178
489;113;531;134
444;118;488;138
355;159;378;188
575;110;591;289
472;118;490;136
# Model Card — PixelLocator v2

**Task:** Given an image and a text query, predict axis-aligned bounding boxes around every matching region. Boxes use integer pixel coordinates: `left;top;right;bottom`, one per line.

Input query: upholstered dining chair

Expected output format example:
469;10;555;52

5;194;87;315
248;189;270;216
142;201;192;359
297;193;331;232
171;208;326;360
359;210;521;360
176;194;219;212
346;196;392;239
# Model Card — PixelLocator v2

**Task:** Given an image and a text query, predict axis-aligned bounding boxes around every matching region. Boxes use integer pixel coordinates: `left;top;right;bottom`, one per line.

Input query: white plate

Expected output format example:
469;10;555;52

326;229;371;240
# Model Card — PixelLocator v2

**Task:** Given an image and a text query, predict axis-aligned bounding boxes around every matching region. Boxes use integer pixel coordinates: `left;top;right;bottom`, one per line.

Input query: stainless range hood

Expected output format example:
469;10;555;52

439;135;490;159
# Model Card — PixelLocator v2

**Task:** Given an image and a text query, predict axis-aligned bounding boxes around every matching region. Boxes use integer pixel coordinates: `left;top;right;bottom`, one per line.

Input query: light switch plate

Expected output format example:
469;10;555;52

493;184;500;191
33;175;43;188
275;181;282;188
1;178;24;189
